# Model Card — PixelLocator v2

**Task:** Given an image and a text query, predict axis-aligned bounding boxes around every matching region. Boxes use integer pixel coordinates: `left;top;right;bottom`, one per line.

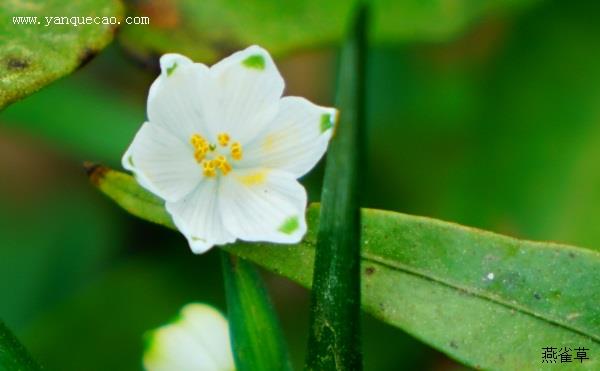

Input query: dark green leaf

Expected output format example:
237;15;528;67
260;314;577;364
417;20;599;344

90;168;600;369
0;0;124;109
221;253;292;371
305;5;366;370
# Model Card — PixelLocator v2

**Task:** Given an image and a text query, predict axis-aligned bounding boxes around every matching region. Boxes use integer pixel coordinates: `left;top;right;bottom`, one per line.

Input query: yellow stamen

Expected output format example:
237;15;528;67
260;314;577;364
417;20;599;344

202;159;216;177
231;142;243;160
214;155;232;175
190;133;240;177
191;134;209;162
217;133;230;147
220;161;232;175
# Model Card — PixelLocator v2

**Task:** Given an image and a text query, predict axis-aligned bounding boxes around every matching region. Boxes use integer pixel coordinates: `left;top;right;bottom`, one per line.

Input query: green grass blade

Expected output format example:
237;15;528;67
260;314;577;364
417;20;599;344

221;252;292;371
0;321;41;370
305;5;368;371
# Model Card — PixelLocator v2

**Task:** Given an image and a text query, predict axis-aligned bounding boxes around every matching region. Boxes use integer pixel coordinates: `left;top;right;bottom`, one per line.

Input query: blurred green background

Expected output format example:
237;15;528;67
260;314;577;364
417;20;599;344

1;0;600;370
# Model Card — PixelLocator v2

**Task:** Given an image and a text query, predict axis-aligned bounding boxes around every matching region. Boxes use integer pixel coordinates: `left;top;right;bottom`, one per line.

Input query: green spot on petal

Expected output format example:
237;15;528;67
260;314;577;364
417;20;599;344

166;62;178;76
320;113;334;133
127;155;134;167
242;54;265;70
278;216;299;235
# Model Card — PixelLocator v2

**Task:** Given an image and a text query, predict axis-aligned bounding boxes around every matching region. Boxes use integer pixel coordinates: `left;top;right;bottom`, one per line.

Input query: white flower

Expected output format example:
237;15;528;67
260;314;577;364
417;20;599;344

143;303;235;371
123;45;337;253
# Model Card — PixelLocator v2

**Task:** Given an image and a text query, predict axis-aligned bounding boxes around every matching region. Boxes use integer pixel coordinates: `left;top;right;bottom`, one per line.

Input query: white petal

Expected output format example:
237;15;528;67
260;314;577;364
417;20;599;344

220;169;307;243
122;122;202;203
180;304;234;370
241;96;337;178
208;45;284;144
166;180;236;253
143;303;235;371
148;53;217;142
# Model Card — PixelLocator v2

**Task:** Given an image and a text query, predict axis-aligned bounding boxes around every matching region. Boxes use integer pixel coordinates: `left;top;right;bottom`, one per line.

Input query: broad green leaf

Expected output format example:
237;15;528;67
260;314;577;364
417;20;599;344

0;0;124;109
0;46;147;165
118;0;541;64
306;5;366;370
90;167;600;370
221;253;292;371
0;321;40;370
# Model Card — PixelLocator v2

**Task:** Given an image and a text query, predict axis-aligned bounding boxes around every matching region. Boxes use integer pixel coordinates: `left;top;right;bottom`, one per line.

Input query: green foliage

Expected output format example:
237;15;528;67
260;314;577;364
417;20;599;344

0;321;40;371
118;0;541;63
306;5;366;370
221;253;292;371
90;167;600;369
0;0;124;109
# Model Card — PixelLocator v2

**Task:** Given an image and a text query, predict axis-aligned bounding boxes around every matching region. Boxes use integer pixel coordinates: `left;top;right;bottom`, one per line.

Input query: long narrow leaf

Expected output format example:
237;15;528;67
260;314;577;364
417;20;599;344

0;321;41;370
221;252;292;371
305;4;368;370
89;167;600;370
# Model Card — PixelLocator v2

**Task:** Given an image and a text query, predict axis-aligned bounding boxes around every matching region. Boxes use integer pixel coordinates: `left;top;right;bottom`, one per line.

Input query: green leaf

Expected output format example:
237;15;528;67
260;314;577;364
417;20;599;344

0;0;124;109
90;168;600;370
0;321;41;370
306;5;366;370
118;0;541;64
221;253;292;371
86;164;173;228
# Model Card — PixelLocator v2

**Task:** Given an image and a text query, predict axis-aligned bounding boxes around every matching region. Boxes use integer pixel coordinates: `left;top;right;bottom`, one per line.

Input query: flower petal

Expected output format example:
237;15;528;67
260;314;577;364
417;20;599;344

122;122;202;203
220;169;307;243
241;96;337;178
143;303;235;371
147;53;217;142
208;45;284;144
166;180;236;253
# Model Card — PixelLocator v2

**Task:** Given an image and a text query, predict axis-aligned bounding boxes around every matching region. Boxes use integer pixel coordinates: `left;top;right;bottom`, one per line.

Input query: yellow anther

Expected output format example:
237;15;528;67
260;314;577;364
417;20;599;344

213;155;232;175
220;161;232;175
194;151;205;162
190;134;205;146
202;160;216;177
191;134;210;163
230;142;243;160
213;155;225;165
217;133;230;147
192;133;240;176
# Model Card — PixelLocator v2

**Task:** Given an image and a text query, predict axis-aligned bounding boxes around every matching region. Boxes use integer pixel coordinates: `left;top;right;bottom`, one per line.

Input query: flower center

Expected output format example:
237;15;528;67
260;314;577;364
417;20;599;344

190;133;243;177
